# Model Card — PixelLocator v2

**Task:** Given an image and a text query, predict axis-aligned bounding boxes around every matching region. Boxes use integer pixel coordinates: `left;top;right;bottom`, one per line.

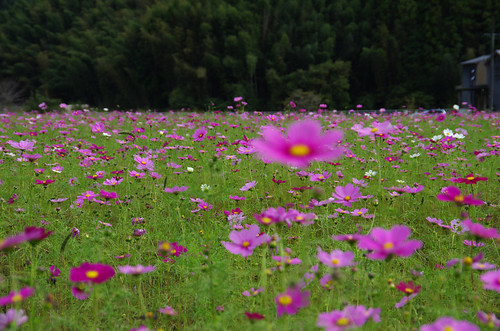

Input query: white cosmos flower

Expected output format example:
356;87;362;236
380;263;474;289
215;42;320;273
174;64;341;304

365;170;377;177
186;167;194;173
453;133;465;139
443;129;454;136
409;153;421;158
200;184;211;192
431;135;443;141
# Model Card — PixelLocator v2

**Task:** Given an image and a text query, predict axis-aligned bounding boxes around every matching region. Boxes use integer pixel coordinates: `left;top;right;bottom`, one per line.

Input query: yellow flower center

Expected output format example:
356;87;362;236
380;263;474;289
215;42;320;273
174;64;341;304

289;144;310;156
357;211;362;215
86;271;99;279
161;242;170;251
278;295;292;306
463;257;473;265
344;196;351;201
384;242;394;250
371;127;379;133
141;161;146;165
242;241;250;248
466;176;474;180
336;317;350;326
405;288;414;294
296;216;304;221
454;195;464;203
318;176;324;179
444;327;454;331
171;250;176;254
11;293;23;302
331;258;340;265
261;217;272;224
199;134;203;138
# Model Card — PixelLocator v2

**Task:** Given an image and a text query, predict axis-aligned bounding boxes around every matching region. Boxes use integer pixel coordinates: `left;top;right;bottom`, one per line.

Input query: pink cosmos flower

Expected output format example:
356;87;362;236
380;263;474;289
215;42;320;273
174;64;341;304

477;311;500;328
193;127;208;142
163;186;189;193
480;269;500;293
317;305;381;330
242;287;265;297
351;121;394;137
275;286;310;318
118;265;156;275
436;186;483;206
71;286;91;300
462;219;500;239
254;207;288;226
420;317;479;331
7;140;36;151
331;184;363;207
129;170;146;179
357;225;422;260
103;177;123;186
252;120;344;167
310;171;332;182
0;287;35;306
99;190;119;200
221;224;269;258
69;263;115;284
158;306;178;316
317;247;357;268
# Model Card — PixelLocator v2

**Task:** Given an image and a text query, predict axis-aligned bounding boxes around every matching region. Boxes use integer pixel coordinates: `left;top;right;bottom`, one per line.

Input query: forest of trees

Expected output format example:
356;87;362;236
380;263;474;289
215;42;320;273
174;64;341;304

0;0;499;110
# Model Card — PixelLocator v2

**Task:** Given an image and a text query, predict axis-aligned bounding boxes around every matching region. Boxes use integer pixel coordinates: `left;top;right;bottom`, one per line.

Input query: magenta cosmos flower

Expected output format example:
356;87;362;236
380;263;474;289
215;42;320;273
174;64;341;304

252;119;344;167
420;316;479;331
357;225;422;260
317;247;357;268
275;286;310;318
480;269;500;293
0;287;35;306
221;224;269;258
331;184;363;207
69;263;115;284
436;186;483;206
317;305;381;331
451;173;487;184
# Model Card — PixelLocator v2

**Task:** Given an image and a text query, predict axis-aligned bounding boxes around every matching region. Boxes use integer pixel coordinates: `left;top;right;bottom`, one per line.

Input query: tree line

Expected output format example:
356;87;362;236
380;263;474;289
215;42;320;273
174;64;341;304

0;0;498;110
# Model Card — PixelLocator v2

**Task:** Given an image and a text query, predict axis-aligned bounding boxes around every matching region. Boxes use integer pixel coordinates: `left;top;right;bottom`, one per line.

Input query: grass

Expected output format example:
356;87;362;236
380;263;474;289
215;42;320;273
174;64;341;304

0;107;498;330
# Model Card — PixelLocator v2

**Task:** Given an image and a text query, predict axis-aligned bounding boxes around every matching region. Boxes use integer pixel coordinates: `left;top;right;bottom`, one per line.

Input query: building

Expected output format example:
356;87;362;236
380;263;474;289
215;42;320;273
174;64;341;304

458;50;500;110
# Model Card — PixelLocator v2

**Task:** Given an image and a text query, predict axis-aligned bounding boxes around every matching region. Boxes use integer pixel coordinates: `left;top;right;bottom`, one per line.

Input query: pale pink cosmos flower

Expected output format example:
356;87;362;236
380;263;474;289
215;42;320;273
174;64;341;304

351;121;394;137
357;225;422;260
317;247;357;268
118;265;156;275
420;317;479;331
240;180;258;191
317;305;381;330
252;120;344;168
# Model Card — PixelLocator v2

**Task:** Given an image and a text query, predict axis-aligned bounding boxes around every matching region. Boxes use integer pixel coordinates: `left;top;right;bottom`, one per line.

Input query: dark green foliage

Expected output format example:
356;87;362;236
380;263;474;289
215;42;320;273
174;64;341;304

0;0;499;109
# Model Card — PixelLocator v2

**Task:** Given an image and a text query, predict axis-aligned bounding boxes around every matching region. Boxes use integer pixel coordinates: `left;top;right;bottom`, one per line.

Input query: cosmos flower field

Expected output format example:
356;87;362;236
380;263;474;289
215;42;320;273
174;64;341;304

0;103;499;330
